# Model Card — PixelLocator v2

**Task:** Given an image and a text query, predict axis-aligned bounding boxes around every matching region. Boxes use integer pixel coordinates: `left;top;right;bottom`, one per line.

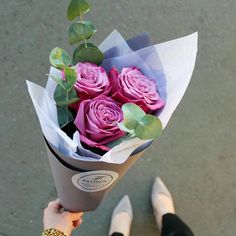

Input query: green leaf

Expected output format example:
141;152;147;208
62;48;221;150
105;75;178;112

120;103;163;140
47;74;67;90
69;21;96;44
54;85;79;106
134;115;162;140
117;122;135;135
48;67;77;91
49;47;71;69
49;48;71;69
122;103;146;130
67;0;90;20
73;43;104;65
64;67;77;90
57;105;74;128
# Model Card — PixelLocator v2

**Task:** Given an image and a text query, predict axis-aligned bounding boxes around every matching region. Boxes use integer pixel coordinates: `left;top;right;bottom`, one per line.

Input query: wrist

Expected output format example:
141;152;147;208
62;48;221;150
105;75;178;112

42;228;68;236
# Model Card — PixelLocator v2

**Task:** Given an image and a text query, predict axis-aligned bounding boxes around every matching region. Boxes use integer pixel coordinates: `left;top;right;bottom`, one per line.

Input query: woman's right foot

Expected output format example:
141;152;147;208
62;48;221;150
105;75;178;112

151;177;175;230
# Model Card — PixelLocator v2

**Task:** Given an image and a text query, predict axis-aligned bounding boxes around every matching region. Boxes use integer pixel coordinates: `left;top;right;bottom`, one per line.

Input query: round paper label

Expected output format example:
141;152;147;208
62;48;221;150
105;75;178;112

71;170;119;192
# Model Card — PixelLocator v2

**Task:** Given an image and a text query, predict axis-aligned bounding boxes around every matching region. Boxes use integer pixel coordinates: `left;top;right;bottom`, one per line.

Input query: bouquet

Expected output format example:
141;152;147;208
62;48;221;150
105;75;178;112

27;0;198;211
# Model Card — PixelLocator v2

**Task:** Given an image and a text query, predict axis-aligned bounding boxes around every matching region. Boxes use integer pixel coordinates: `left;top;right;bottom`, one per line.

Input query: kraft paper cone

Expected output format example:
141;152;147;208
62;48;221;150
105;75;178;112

45;139;145;212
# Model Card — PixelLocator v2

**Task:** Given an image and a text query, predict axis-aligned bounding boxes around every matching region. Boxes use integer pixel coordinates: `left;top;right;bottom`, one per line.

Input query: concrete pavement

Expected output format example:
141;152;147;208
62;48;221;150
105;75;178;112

1;0;236;235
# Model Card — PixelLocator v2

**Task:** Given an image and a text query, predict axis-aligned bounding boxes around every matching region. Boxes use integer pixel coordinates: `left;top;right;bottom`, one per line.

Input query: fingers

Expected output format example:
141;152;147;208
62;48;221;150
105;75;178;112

47;199;62;211
73;218;83;227
63;211;83;221
70;212;84;221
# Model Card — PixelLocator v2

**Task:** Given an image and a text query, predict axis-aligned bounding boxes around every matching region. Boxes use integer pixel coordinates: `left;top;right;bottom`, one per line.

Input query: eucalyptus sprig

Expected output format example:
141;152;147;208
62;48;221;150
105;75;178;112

118;103;162;140
107;104;163;148
67;0;104;65
48;0;104;128
49;0;104;69
48;67;79;127
119;103;163;140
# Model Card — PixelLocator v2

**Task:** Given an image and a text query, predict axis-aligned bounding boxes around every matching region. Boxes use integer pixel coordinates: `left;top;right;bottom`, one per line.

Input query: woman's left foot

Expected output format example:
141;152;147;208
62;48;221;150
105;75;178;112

109;195;133;236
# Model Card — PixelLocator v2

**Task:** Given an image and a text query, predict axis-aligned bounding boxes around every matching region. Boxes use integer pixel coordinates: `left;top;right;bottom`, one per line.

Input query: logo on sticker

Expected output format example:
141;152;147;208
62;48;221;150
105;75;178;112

72;170;119;192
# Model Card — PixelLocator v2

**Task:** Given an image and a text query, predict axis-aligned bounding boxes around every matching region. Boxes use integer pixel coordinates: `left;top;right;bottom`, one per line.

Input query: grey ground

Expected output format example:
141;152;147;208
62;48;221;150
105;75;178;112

1;0;236;235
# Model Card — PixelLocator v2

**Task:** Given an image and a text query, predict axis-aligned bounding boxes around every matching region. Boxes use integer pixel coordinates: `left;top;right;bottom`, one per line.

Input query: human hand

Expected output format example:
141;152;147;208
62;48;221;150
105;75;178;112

43;199;83;236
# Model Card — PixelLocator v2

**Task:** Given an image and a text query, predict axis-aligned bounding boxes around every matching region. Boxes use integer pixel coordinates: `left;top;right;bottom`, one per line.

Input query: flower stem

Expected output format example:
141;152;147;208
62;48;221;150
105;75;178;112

79;15;87;48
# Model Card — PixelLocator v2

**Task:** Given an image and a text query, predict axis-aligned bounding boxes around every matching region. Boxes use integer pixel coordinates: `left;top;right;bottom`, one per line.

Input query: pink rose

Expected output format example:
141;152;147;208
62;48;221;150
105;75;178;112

69;62;111;111
75;62;111;100
74;95;125;151
109;67;164;113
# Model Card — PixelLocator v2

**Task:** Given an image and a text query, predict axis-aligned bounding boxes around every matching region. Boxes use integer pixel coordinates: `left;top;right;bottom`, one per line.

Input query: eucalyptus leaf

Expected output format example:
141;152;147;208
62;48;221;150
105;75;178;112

122;103;146;130
64;67;77;90
57;105;74;128
73;43;104;65
54;85;79;106
117;122;135;134
49;47;71;69
69;21;96;44
134;115;162;140
47;74;68;90
67;0;90;20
